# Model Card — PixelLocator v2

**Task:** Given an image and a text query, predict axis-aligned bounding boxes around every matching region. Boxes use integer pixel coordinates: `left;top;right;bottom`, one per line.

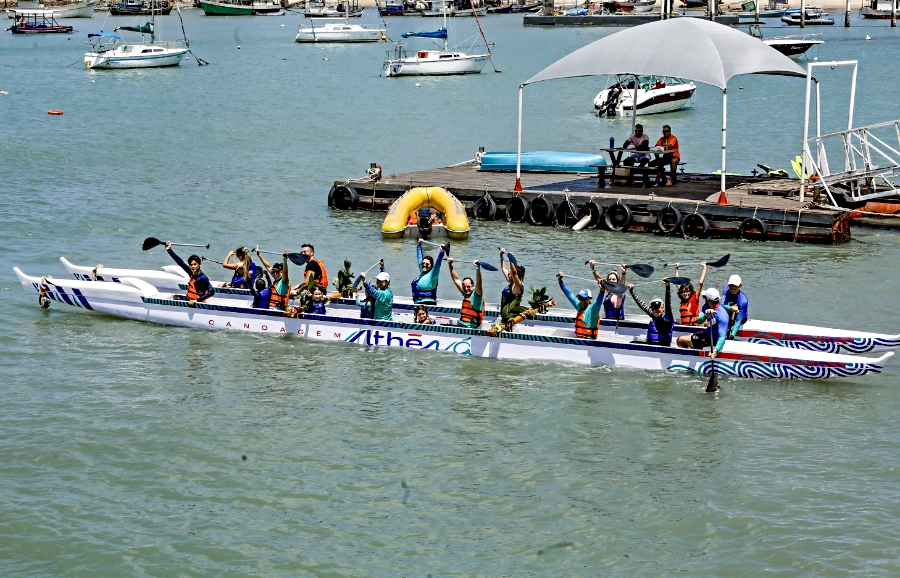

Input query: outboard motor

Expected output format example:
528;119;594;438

416;208;434;239
603;85;622;117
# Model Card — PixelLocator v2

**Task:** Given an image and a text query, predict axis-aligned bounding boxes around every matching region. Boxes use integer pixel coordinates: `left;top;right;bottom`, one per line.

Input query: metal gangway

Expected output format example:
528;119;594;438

803;120;900;206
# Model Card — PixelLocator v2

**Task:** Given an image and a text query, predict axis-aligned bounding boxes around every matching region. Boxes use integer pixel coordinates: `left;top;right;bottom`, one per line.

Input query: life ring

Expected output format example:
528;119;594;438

681;212;710;239
331;184;359;210
603;202;632;232
472;194;497;221
505;196;530;223
47;110;63;115
656;206;682;233
576;200;603;229
739;216;768;241
528;195;556;226
555;198;579;228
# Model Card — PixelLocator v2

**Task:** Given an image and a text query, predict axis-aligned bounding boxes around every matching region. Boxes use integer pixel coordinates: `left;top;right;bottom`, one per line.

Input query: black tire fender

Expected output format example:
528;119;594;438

505;196;531;223
528;195;556;226
331;185;359;211
555;199;579;228
656;205;682;233
577;200;603;229
472;194;497;221
681;212;710;239
603;202;632;232
739;216;768;241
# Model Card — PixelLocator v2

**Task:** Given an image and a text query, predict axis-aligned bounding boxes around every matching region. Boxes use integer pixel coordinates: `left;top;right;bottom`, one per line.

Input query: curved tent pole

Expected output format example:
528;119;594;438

515;84;523;192
721;88;727;196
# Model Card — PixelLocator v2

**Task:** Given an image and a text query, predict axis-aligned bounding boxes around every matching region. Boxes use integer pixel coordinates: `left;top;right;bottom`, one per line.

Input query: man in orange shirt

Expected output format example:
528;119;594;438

650;125;680;186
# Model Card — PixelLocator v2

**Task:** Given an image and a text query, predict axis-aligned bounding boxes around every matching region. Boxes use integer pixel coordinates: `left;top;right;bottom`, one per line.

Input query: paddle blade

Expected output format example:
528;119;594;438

705;371;719;393
478;262;499;272
663;276;691;285
142;237;163;251
351;275;364;291
287;253;309;267
601;280;627;296
627;263;655;278
709;254;730;268
507;252;518;267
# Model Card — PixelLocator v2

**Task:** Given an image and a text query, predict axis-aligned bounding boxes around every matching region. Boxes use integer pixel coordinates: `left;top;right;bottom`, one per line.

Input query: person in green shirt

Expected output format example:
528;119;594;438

411;238;448;305
447;257;485;329
360;270;394;321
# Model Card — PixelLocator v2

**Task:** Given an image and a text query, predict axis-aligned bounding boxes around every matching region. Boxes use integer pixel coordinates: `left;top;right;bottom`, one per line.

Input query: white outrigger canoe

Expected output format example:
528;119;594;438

60;257;900;355
16;267;893;380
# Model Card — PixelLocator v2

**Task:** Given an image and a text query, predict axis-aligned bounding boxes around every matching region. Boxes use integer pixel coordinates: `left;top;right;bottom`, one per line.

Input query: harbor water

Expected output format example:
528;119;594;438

2;11;900;575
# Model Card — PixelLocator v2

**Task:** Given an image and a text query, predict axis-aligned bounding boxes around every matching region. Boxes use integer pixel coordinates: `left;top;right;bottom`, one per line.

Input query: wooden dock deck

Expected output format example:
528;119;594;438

329;162;851;244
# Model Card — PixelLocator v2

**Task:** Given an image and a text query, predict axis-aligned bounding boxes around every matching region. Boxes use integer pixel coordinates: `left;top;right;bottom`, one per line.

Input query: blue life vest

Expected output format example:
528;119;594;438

411;278;437;303
308;301;327;315
646;313;674;346
231;262;257;289
251;288;271;309
603;294;624;320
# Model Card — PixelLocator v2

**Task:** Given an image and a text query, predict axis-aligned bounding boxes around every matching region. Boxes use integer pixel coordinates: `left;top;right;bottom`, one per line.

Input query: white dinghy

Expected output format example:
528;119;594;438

20;266;893;380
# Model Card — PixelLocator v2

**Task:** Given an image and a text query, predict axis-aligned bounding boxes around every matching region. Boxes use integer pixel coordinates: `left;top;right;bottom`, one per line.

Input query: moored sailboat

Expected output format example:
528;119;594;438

84;0;192;68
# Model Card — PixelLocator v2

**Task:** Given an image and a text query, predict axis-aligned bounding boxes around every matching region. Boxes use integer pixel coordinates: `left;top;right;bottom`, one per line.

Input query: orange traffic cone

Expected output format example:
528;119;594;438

513;177;523;193
716;191;728;205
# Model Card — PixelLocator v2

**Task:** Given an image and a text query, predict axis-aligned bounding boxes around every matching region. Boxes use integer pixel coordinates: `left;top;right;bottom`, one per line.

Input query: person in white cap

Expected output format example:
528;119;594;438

356;260;394;321
722;274;749;339
675;287;731;357
627;279;675;346
557;271;604;339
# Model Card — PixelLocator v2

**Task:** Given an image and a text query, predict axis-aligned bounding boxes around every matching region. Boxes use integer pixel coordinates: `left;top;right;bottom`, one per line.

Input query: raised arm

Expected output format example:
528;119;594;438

416;239;424;268
282;252;290;288
664;281;673;319
697;262;708;293
589;260;602;282
447;257;464;292
221;250;239;271
627;283;653;317
499;248;511;282
166;243;191;276
556;271;579;309
474;262;483;297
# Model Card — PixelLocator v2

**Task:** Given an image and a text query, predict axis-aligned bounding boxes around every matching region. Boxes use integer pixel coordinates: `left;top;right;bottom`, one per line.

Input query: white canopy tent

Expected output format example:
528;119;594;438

515;18;807;195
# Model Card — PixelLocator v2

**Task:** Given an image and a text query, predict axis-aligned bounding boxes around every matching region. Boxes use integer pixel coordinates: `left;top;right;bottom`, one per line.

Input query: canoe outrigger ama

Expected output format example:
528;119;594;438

58;257;900;355
16;266;894;380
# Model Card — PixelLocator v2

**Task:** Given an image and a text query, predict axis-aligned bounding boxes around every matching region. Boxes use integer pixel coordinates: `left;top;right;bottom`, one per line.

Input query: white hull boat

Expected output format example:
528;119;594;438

85;42;188;68
296;21;385;42
383;46;487;76
15;267;893;379
594;75;696;117
59;257;900;355
304;1;363;17
6;0;99;18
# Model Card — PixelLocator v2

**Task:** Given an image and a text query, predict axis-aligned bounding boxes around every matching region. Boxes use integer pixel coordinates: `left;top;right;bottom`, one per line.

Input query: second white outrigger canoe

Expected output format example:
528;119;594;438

60;257;900;355
15;267;893;380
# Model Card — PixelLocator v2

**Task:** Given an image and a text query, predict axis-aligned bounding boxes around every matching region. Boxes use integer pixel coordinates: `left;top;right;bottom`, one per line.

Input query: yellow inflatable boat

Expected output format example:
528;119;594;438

381;187;470;240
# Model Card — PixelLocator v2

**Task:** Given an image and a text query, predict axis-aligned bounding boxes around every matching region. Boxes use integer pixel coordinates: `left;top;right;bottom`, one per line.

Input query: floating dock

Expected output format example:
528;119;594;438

523;13;741;26
329;162;851;244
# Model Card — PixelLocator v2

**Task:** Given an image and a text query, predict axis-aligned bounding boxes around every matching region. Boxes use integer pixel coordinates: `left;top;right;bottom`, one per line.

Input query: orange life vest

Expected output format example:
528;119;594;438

186;277;200;301
679;292;699;325
574;310;598;339
310;258;328;289
460;293;484;326
270;284;289;310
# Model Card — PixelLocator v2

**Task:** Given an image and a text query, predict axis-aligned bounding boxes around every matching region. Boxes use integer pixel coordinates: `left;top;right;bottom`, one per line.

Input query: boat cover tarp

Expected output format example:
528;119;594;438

116;22;153;34
563;7;588;14
88;30;122;39
479;151;606;173
401;27;448;39
524;18;806;89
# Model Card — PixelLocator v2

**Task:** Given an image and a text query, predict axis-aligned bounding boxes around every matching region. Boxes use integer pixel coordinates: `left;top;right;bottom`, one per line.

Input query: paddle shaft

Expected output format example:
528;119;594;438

202;257;223;265
170;242;209;249
352;262;382;290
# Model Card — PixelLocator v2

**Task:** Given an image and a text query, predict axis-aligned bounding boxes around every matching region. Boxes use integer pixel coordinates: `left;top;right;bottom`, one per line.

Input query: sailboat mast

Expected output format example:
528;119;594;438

443;0;448;51
150;0;156;43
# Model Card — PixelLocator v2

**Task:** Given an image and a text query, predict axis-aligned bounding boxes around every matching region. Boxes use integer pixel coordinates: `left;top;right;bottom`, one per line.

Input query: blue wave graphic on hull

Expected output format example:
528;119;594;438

668;360;880;379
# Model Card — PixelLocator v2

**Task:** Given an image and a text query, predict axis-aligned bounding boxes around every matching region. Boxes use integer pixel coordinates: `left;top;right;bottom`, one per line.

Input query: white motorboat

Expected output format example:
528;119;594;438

781;7;834;24
15;266;894;379
296;15;385;42
594;75;696;116
746;23;823;59
59;257;900;355
304;0;363;17
6;0;99;19
383;1;490;77
84;3;188;69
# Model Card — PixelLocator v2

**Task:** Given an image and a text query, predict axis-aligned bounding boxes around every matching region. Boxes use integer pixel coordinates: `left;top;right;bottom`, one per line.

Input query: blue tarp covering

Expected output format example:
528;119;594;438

401;27;448;39
563;7;588;14
88;31;122;39
479;151;607;173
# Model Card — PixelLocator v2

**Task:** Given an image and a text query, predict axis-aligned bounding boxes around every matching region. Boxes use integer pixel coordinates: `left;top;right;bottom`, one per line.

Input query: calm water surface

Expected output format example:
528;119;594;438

2;11;900;576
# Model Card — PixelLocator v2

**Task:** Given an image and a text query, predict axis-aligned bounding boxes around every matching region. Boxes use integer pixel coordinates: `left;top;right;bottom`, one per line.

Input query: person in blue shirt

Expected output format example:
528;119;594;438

411;238;447;305
248;266;272;309
722;274;749;339
557;271;604;339
676;288;730;357
628;280;674;346
165;242;214;306
355;259;384;319
589;260;627;320
221;247;258;289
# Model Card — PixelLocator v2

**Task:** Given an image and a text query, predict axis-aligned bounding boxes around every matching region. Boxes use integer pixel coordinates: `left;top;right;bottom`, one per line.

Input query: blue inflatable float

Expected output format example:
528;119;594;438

479;151;606;173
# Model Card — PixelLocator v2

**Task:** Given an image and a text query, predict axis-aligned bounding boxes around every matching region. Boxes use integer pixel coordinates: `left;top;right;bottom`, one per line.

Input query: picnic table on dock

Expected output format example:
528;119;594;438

592;147;677;188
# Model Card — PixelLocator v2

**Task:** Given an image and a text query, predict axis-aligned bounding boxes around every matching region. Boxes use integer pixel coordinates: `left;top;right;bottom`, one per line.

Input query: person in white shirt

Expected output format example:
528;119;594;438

622;123;651;187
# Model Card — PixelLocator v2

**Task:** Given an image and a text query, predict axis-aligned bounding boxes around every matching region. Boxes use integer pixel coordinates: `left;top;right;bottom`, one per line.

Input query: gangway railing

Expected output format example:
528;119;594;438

803;119;900;205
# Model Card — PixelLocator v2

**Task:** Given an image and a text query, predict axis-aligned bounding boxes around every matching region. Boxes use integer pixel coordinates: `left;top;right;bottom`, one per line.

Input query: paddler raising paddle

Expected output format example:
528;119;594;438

589;261;627;319
411;238;447;305
674;261;707;326
254;248;291;312
355;259;384;319
722;274;749;340
360;266;393;321
676;288;730;358
221;247;258;289
165;242;213;306
499;248;525;323
447;258;485;329
557;270;604;340
628;280;674;346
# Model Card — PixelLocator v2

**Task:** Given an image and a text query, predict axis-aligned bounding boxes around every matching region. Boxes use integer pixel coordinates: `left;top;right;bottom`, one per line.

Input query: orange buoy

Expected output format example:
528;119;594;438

48;110;63;115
